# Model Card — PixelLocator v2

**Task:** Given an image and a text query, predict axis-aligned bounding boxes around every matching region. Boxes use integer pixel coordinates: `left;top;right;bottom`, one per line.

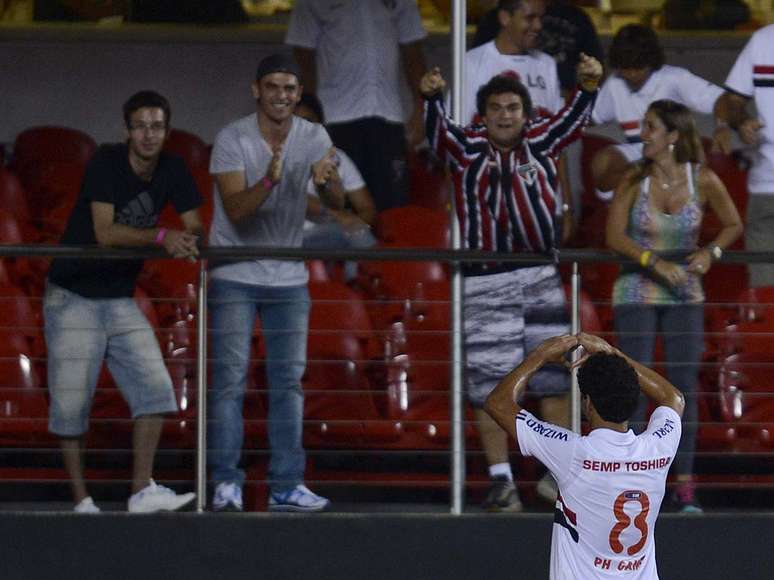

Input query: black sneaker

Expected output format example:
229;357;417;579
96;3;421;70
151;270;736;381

481;475;523;512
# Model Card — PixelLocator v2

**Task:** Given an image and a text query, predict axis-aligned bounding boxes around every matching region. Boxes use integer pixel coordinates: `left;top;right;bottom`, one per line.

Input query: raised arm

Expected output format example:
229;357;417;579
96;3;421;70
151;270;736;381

526;53;603;157
214;146;282;225
421;67;480;168
484;335;578;440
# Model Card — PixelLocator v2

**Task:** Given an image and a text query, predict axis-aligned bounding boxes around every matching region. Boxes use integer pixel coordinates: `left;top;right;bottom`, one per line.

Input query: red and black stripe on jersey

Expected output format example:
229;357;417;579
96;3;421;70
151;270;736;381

753;65;774;87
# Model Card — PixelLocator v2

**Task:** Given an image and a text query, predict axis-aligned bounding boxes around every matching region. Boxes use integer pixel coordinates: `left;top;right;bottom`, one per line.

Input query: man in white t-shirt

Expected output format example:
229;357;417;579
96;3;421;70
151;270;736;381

716;24;774;287
460;0;575;513
285;0;427;212
485;333;685;580
462;0;563;126
591;24;727;200
207;54;340;513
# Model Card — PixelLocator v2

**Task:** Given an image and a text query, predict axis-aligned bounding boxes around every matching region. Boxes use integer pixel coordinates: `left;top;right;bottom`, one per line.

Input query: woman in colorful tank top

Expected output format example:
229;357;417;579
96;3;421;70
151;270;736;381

606;99;743;513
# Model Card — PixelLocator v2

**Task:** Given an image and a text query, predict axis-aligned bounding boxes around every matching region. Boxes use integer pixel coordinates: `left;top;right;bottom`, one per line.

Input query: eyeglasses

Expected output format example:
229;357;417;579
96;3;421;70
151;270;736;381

129;122;167;133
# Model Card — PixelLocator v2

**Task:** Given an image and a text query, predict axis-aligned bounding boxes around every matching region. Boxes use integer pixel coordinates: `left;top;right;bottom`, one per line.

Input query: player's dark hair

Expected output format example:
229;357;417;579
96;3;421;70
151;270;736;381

123;90;171;129
578;353;640;423
497;0;526;14
476;74;533;119
297;92;325;124
609;24;665;71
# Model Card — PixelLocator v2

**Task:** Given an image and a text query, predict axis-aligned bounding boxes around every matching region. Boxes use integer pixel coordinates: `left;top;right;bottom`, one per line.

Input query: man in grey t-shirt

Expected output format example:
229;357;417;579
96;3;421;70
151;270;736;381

208;54;340;512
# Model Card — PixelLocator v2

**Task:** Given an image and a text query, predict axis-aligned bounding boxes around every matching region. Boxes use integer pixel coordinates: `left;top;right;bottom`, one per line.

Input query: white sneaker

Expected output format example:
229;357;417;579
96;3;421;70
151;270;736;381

73;496;101;514
268;484;330;513
213;482;243;512
127;479;196;513
536;473;559;504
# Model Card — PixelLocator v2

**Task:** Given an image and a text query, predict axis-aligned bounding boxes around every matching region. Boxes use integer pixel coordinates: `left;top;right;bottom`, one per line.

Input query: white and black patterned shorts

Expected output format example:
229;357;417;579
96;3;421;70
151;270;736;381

463;264;570;408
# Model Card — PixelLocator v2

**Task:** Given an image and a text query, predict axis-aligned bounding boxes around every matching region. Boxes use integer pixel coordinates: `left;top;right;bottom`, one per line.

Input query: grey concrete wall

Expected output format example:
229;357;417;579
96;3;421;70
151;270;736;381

0;26;752;147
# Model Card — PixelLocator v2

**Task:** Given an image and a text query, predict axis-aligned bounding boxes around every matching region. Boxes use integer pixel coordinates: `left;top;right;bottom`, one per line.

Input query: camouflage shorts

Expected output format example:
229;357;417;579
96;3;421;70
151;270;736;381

463;265;570;408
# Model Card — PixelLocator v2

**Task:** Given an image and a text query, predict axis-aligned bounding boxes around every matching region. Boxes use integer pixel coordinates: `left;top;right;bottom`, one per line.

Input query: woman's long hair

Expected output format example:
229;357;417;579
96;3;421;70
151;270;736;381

629;99;705;185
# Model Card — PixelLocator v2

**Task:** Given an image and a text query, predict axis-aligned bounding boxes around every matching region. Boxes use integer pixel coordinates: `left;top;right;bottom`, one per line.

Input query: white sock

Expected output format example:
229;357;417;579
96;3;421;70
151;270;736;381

489;463;513;481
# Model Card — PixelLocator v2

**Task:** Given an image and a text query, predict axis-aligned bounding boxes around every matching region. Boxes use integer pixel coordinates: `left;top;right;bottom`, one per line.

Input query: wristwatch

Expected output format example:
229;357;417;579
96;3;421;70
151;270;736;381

708;245;723;261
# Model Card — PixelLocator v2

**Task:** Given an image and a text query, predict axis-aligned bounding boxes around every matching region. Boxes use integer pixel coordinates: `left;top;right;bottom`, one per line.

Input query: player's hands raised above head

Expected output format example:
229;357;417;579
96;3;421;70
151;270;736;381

576;333;616;357
533;334;579;367
420;67;446;98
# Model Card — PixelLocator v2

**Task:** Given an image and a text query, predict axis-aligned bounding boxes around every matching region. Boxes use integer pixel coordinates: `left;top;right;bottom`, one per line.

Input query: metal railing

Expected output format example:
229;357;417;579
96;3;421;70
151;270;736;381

1;244;773;512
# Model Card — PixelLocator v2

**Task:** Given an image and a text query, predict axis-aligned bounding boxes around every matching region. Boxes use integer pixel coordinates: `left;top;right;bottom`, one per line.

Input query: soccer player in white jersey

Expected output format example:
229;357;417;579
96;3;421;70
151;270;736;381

716;24;774;287
591;24;728;200
485;333;684;580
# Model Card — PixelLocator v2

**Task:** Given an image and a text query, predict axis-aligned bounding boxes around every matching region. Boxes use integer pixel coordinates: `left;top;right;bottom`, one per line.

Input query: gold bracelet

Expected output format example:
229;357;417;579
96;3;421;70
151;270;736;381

639;250;652;268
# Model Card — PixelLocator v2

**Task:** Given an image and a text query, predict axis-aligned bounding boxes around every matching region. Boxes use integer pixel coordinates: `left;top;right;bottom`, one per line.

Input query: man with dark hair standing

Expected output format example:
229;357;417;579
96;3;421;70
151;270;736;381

207;54;339;513
485;333;684;579
421;53;602;512
45;90;202;513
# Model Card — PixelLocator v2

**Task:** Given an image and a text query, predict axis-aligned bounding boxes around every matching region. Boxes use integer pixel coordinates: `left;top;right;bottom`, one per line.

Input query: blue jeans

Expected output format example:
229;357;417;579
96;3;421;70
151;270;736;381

208;278;310;493
302;221;377;281
614;303;703;477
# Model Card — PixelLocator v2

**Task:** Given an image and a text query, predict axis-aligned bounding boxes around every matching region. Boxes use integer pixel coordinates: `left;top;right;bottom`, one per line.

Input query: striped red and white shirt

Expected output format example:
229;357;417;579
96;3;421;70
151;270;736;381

424;87;596;273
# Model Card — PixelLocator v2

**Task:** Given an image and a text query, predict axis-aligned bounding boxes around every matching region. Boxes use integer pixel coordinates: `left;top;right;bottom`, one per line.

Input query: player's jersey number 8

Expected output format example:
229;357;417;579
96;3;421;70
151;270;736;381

609;490;651;556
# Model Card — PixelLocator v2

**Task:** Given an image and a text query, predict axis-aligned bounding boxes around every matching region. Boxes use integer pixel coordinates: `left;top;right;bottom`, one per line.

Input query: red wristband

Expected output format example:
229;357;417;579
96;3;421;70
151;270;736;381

260;176;276;190
154;227;168;246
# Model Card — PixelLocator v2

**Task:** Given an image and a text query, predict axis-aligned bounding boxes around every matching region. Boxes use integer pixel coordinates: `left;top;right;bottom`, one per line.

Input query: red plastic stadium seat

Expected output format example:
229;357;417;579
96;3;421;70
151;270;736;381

0;167;33;227
717;352;774;451
0;209;47;295
408;149;449;211
12;126;96;194
29;161;86;234
357;258;448;329
375;205;450;248
0;337;47;446
163;128;210;172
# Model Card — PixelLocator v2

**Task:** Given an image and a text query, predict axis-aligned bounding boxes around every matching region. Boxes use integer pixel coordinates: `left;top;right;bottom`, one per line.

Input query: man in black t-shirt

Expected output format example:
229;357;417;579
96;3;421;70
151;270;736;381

45;91;202;513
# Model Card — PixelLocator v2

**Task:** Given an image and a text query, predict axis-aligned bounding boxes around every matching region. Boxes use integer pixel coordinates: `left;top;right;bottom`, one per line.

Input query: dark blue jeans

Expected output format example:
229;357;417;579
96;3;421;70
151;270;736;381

614;303;703;477
208;279;310;493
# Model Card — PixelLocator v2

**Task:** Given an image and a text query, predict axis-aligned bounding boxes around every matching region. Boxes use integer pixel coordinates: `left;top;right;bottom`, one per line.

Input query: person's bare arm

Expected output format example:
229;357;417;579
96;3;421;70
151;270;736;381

293;47;317;95
685;167;742;274
715;91;763;146
91;202;199;258
179;208;204;237
484;335;578;439
215;147;282;224
347;185;376;226
400;40;427;147
577;333;685;417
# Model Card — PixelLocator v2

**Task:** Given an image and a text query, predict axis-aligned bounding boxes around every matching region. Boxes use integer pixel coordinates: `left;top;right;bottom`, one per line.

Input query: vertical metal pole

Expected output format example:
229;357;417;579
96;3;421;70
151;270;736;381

450;0;466;515
570;262;582;433
195;260;208;512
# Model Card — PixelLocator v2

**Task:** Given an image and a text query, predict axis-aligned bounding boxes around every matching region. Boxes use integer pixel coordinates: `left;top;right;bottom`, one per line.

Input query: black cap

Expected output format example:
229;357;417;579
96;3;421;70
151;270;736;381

255;54;301;82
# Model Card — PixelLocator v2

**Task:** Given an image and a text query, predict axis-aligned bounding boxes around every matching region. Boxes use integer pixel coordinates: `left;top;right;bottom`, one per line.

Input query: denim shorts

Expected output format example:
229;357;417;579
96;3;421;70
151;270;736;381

44;282;177;437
